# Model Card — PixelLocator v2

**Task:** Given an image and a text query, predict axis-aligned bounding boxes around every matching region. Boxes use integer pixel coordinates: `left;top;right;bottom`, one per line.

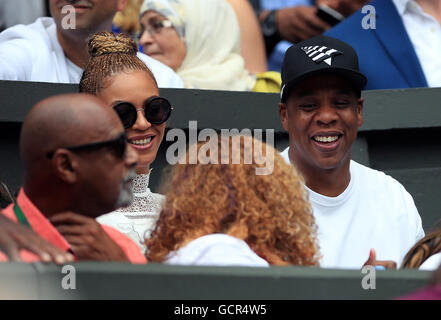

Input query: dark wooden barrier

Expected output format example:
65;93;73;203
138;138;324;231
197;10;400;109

0;262;431;300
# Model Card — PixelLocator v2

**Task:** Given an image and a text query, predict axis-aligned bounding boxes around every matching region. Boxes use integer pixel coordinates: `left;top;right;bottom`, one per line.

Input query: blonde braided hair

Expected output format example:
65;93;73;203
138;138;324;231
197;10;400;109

79;32;157;95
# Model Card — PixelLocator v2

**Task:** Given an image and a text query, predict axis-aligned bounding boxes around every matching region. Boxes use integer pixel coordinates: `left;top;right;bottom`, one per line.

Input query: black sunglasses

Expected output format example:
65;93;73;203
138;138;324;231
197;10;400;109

113;96;172;129
46;132;128;159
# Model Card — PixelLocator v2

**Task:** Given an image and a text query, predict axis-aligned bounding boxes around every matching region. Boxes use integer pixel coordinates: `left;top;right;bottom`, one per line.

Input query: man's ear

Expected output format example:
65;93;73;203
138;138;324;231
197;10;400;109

51;150;78;184
357;97;364;128
117;0;129;12
278;102;289;132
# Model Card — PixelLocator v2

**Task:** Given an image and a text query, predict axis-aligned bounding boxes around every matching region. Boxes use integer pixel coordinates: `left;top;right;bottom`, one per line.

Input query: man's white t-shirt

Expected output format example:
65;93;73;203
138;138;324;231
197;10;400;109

0;17;184;88
281;147;425;269
165;234;270;267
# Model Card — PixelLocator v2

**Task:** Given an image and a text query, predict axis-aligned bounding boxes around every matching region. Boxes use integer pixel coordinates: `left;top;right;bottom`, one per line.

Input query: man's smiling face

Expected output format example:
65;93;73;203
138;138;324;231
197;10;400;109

279;73;363;173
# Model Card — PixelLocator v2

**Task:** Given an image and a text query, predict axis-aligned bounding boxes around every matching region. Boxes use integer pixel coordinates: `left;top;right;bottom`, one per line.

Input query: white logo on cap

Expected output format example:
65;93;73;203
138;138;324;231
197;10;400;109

301;46;342;66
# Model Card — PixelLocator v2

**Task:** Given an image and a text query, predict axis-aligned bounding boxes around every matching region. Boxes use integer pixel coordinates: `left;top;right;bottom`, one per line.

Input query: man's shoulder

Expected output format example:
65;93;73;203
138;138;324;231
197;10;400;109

351;160;392;182
279;147;290;164
350;160;410;195
279;147;412;199
325;0;397;40
0;17;54;43
325;16;371;46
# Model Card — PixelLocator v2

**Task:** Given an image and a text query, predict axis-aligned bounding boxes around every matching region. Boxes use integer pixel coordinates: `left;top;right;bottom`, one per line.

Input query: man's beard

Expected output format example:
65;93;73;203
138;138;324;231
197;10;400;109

114;169;137;209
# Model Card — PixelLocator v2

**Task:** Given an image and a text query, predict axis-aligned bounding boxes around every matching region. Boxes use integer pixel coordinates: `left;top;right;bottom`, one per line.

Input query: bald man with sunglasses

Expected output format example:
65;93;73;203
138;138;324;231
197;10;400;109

0;93;146;263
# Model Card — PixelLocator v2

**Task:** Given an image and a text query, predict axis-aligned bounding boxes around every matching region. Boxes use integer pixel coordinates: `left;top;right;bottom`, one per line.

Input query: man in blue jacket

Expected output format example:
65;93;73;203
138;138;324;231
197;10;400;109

325;0;441;90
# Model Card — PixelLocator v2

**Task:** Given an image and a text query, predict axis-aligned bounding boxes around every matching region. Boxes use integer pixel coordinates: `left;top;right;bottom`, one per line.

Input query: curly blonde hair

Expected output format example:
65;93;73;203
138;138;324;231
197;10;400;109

146;135;320;266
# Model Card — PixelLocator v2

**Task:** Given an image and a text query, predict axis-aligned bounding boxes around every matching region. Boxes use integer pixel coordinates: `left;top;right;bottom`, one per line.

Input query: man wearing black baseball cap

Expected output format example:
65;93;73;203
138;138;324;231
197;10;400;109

278;35;424;269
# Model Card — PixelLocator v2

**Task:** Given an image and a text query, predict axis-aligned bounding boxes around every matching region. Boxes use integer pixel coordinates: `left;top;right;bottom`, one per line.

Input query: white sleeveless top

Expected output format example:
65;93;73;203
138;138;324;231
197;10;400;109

97;172;164;253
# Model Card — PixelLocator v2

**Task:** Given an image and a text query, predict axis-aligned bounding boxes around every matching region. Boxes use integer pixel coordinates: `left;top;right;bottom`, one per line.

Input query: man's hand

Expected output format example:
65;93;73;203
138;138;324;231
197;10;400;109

317;0;370;17
363;248;397;269
50;212;129;262
0;213;74;264
275;6;332;43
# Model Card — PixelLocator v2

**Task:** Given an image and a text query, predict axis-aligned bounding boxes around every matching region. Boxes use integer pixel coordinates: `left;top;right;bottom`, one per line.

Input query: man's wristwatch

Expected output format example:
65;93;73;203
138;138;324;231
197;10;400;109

261;9;278;37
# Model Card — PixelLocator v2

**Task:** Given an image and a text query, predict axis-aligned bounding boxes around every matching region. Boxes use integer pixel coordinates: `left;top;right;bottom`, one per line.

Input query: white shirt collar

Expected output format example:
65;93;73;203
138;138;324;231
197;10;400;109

393;0;421;15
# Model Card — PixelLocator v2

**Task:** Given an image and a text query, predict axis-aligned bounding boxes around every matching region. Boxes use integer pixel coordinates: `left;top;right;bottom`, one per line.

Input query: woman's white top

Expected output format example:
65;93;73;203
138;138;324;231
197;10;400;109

97;172;164;253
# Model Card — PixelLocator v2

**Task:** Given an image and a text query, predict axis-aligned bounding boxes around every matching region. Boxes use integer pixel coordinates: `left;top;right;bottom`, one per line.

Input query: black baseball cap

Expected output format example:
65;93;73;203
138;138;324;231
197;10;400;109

280;35;367;102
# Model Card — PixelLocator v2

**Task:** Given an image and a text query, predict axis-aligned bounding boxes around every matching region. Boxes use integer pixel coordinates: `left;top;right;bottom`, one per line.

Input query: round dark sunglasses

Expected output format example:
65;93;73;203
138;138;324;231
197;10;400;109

113;96;172;129
46;132;127;159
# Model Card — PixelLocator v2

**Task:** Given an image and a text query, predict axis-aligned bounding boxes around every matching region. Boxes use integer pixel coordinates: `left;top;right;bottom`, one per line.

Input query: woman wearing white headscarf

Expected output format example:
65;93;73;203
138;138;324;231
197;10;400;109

139;0;280;92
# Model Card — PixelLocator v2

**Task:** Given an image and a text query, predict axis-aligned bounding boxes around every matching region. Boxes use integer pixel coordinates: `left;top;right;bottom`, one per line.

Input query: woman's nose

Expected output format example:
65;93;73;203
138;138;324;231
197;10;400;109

132;110;152;131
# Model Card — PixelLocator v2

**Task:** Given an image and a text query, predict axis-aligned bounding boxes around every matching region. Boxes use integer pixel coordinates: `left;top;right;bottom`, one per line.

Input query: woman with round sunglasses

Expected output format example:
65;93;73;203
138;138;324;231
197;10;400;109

79;32;171;253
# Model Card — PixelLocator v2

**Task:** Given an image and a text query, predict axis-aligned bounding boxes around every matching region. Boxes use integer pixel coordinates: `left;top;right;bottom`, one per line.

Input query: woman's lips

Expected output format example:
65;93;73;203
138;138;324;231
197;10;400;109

129;136;155;150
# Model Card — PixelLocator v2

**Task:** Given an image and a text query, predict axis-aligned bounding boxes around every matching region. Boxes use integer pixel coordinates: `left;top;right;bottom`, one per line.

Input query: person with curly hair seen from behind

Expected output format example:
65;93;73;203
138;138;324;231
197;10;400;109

80;32;170;253
146;135;320;266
